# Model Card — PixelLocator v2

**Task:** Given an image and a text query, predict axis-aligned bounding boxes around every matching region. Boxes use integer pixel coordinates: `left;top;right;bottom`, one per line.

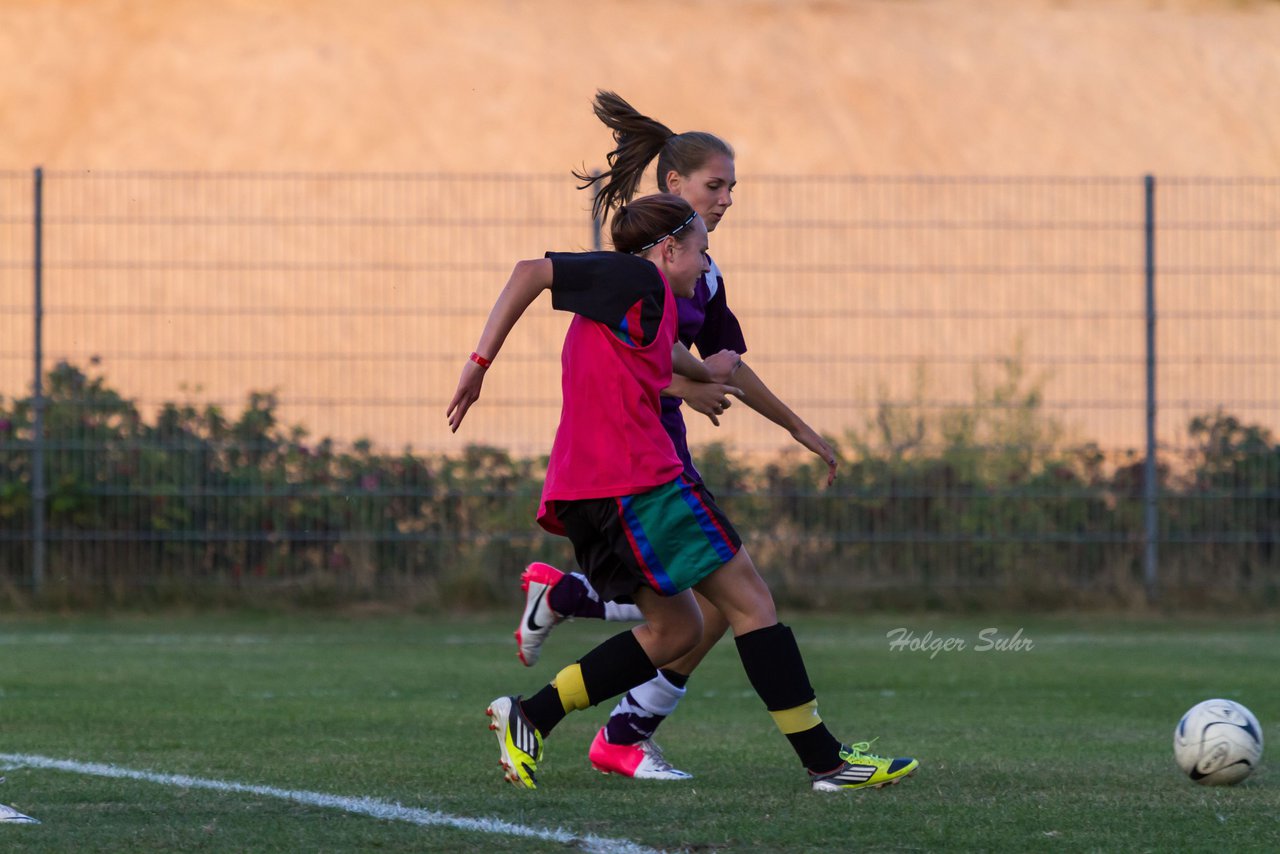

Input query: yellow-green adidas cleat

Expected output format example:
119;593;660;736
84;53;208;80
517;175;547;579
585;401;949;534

486;695;543;789
809;741;919;791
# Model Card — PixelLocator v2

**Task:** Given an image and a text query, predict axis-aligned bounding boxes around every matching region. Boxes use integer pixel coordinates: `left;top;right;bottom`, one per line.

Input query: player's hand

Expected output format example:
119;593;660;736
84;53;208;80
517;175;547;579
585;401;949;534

792;424;838;486
682;381;745;427
702;349;741;384
447;361;487;432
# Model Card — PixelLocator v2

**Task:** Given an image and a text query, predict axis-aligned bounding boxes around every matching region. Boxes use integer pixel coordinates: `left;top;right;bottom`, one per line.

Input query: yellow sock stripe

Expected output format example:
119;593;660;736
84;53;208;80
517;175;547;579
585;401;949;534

770;700;823;735
553;663;591;713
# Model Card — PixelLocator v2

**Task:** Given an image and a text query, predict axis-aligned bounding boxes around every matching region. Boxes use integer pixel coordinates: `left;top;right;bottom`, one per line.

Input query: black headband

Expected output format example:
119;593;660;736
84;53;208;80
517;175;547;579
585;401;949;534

632;210;698;254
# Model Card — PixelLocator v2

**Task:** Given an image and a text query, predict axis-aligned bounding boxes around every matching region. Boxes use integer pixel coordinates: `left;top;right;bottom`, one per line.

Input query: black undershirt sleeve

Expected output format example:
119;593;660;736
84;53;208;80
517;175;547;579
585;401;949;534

547;252;666;346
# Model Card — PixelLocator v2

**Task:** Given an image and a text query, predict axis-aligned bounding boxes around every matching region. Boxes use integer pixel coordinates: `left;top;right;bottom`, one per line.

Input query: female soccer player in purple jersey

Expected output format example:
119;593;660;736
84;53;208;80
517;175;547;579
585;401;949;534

450;193;917;792
514;91;846;781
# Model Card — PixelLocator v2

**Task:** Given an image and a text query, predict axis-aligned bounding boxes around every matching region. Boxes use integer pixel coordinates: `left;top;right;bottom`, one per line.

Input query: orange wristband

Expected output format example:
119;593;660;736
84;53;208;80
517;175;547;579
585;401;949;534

470;351;492;369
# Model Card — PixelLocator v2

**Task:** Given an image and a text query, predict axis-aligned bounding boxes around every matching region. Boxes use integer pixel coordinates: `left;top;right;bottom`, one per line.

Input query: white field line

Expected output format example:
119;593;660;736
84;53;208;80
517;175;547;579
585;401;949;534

0;754;662;854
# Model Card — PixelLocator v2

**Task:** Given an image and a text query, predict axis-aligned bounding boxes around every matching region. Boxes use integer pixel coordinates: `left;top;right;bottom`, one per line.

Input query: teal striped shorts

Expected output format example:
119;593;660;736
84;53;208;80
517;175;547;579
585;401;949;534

553;474;742;602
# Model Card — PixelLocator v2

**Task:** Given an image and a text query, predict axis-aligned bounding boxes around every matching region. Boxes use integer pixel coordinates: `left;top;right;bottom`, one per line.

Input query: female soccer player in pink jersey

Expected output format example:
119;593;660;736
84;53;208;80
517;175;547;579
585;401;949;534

449;193;917;792
515;91;841;781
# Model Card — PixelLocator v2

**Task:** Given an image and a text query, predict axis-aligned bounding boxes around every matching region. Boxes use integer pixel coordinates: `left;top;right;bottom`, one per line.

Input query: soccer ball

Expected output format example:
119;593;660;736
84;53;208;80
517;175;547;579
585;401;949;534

1173;699;1264;785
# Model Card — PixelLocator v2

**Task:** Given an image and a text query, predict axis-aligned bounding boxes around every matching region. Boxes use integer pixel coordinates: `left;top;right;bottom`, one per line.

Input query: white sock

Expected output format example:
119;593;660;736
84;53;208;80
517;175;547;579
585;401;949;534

604;670;687;743
614;669;686;720
603;600;644;622
570;571;644;621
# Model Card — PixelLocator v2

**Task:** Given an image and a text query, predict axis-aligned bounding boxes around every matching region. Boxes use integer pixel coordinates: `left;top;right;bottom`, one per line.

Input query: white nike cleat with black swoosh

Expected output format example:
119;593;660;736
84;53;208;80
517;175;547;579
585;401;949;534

515;562;564;666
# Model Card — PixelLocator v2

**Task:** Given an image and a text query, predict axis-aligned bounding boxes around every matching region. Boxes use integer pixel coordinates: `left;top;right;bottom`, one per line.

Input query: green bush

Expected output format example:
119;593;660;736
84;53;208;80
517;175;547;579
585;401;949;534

1;360;1277;610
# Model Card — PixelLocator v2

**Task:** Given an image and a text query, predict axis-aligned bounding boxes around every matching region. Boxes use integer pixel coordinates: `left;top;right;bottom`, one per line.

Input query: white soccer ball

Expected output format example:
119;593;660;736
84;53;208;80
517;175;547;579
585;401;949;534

1173;698;1264;785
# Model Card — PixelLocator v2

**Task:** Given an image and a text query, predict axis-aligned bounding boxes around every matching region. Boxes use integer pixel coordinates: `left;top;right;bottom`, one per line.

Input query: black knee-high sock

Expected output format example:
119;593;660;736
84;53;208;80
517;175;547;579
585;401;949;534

520;630;657;737
735;623;843;772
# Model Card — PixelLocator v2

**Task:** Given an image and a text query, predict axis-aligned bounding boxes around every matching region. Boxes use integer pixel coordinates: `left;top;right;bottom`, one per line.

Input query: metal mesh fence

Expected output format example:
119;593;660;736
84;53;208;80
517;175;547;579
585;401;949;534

1;170;1276;605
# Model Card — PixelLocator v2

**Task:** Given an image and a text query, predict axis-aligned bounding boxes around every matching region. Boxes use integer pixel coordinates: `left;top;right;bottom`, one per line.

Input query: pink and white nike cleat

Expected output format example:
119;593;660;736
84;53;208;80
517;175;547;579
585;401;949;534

588;728;692;780
515;562;564;667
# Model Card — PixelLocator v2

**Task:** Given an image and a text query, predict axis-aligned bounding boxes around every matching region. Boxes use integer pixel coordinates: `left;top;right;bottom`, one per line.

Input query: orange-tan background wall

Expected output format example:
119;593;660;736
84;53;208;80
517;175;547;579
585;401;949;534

3;0;1278;457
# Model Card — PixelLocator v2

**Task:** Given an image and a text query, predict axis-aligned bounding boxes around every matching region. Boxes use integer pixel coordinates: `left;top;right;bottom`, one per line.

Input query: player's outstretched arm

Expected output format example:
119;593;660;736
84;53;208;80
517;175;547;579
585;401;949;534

668;345;744;426
672;343;740;383
699;348;742;384
733;360;838;486
664;374;744;427
447;259;552;433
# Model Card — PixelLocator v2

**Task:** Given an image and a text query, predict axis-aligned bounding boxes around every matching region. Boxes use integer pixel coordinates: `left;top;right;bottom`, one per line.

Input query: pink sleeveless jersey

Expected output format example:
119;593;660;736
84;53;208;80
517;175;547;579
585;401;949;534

537;270;683;535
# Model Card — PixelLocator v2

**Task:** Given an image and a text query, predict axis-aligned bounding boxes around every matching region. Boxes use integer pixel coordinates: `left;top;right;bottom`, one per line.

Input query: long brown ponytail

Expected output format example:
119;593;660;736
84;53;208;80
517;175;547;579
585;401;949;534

574;91;734;222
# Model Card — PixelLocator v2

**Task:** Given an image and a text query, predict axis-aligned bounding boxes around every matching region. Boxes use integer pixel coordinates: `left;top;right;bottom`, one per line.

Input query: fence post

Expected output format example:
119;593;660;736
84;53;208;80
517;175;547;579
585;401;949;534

31;166;46;594
1143;174;1158;605
590;169;603;251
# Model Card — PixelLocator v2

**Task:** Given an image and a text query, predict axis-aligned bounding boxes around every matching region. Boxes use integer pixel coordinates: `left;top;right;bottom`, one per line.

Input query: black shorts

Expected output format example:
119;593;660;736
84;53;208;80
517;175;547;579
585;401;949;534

553;475;742;602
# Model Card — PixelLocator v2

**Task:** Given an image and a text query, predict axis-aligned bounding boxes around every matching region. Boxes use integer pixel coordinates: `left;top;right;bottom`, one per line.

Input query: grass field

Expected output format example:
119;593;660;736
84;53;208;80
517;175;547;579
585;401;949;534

1;611;1277;852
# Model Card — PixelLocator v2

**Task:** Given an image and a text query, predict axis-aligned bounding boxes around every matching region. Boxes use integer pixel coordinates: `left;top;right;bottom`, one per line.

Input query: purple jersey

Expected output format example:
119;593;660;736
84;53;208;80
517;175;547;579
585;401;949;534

659;255;747;483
